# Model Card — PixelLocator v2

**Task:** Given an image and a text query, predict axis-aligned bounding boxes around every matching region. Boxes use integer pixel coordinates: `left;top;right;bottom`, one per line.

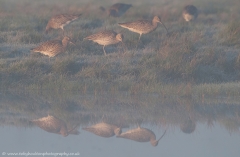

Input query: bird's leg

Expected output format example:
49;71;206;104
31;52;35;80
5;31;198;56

138;34;142;42
136;34;142;49
61;28;65;37
103;45;107;56
101;115;108;122
121;41;126;54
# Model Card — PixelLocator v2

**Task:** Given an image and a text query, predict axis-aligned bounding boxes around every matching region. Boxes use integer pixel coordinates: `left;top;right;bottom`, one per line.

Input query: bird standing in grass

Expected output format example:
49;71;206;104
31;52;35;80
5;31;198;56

31;36;74;59
30;115;79;137
117;126;166;147
100;3;133;17
118;16;168;45
45;14;82;34
84;30;124;56
182;5;198;22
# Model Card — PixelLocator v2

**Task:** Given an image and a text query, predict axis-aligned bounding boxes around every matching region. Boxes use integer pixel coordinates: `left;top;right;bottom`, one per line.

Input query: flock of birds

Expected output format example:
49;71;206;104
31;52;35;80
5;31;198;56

29;4;198;145
31;115;166;147
31;3;198;57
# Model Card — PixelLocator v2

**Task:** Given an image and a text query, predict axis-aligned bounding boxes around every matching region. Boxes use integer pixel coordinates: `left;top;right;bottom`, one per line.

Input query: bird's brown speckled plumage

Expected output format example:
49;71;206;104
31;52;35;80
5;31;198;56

31;115;79;137
82;122;121;138
182;5;198;22
117;126;166;147
84;30;123;55
31;36;73;58
118;16;168;42
45;14;81;34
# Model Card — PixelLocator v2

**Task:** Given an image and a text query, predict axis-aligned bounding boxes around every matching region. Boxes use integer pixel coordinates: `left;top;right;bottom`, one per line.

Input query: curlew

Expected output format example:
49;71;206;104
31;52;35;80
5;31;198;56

84;30;123;56
82;122;121;138
31;36;74;59
117;126;166;147
182;5;198;22
30;115;79;137
45;14;82;34
118;16;168;44
100;3;132;17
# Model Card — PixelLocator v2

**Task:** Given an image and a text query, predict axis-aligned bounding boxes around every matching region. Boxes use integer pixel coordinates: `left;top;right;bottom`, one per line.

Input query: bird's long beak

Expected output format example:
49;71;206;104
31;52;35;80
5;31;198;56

160;21;169;34
67;124;80;135
70;41;76;46
157;130;167;142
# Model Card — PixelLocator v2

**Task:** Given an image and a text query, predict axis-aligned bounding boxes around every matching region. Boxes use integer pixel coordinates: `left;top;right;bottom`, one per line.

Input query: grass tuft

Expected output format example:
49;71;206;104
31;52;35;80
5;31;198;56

52;57;81;75
220;21;240;47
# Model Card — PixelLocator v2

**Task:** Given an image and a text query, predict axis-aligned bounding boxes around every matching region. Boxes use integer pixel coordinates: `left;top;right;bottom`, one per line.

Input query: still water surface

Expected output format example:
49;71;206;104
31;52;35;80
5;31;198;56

0;91;240;157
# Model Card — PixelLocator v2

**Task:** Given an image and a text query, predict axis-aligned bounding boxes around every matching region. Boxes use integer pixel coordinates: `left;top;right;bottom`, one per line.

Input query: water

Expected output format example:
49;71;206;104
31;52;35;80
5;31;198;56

0;91;240;157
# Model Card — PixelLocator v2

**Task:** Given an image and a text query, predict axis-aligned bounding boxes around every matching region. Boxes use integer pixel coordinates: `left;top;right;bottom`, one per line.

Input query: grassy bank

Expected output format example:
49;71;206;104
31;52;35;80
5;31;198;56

0;0;240;96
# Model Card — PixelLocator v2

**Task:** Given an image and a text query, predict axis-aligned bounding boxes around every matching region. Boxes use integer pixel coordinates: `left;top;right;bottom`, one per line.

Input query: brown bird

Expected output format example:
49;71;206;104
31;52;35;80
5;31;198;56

182;5;198;22
82;122;121;138
31;36;74;58
118;16;168;43
100;3;132;17
84;30;123;56
45;14;82;34
117;126;166;147
30;115;79;137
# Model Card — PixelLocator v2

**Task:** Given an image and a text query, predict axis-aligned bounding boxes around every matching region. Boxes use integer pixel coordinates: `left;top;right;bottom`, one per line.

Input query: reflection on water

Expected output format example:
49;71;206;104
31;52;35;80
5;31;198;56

117;126;166;147
31;115;79;137
82;122;121;138
180;117;196;134
0;91;240;156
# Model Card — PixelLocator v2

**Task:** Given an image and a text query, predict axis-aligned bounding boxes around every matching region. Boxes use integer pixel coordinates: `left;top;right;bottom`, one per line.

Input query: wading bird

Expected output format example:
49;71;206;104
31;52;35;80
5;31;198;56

100;3;133;17
84;30;123;56
31;36;74;59
83;122;122;138
30;115;79;137
182;5;198;22
117;126;166;147
45;14;82;34
118;16;168;45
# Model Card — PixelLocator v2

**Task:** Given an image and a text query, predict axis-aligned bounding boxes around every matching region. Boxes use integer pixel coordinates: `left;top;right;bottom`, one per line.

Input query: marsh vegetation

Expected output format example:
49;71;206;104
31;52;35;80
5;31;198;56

0;0;240;98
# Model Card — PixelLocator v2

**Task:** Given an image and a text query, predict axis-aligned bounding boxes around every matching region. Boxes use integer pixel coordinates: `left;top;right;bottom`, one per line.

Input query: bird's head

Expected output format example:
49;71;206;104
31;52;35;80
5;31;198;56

60;129;69;137
63;36;75;45
153;16;169;34
150;139;159;147
116;33;124;42
114;128;122;136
